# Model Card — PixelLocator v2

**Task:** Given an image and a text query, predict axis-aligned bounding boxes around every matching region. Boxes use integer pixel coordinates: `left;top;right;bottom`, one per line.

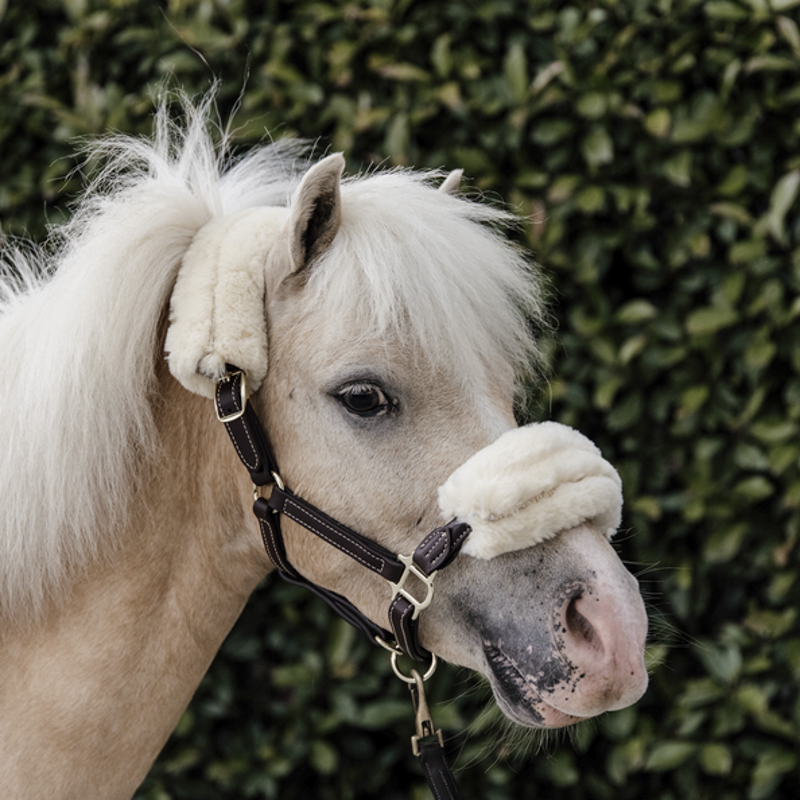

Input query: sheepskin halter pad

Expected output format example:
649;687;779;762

165;206;288;399
438;421;623;560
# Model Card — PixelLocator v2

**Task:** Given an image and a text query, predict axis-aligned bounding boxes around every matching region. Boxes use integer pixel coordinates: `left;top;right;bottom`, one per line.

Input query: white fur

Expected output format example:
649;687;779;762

438;422;622;559
165;206;289;398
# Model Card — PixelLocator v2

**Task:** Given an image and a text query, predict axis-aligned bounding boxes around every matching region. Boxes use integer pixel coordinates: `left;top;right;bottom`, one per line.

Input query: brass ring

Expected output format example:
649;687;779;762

390;650;438;684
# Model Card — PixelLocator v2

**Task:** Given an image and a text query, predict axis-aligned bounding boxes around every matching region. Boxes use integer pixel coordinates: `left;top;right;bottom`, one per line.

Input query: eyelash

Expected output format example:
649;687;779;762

336;382;396;417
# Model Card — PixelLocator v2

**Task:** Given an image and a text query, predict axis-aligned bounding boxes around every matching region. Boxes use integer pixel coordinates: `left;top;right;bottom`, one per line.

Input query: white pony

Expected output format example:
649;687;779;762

0;96;647;799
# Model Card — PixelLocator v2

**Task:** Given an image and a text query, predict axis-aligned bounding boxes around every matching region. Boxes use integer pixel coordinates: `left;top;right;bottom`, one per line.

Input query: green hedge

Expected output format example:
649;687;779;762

3;1;800;798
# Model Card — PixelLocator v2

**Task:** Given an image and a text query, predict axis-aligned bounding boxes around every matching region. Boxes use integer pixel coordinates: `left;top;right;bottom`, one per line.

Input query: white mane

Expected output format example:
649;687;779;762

0;96;304;627
0;96;546;629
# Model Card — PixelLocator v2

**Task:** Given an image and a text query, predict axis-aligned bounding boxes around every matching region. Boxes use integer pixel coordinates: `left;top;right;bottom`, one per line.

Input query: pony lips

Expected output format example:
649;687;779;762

438;421;623;560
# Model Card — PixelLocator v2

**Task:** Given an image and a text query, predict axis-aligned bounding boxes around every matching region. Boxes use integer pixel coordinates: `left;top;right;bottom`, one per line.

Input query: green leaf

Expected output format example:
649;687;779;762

575;185;606;213
756;169;800;245
744;608;798;638
616;299;658;324
704;1;750;20
503;41;528;104
576;91;608;119
644;108;671;138
309;740;339;775
679;678;725;708
645;741;697;771
734;476;774;503
541;749;580;787
662;150;692;187
595;375;624;409
700;743;732;775
717;164;749;196
607;739;646;785
750;420;798;444
677;385;709;418
619;333;647;365
750;749;797;800
358;700;410;729
704;523;747;563
581;125;614;169
685;306;739;336
532;119;574;145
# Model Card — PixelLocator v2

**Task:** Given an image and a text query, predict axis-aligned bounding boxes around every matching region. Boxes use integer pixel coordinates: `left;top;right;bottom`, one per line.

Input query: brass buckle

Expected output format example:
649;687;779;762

253;472;285;502
388;554;436;621
216;370;248;423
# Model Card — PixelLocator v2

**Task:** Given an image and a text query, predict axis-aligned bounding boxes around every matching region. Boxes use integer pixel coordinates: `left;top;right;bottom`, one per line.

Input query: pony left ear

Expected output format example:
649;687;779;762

165;206;288;399
288;152;345;272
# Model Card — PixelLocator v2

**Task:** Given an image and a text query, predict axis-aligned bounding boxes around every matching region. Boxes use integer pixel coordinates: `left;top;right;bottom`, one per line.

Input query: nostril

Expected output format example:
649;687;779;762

565;594;603;653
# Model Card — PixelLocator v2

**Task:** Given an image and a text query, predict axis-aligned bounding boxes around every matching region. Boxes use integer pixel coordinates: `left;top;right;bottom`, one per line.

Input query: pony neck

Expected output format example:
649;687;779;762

0;365;270;799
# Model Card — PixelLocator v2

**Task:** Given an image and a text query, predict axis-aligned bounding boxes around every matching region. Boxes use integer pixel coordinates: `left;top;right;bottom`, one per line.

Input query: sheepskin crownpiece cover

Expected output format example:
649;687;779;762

438;422;623;560
165;206;289;399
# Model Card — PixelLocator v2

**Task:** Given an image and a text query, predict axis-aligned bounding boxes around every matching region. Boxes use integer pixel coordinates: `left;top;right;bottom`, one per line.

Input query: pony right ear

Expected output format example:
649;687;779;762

439;169;464;195
165;206;288;399
287;152;345;272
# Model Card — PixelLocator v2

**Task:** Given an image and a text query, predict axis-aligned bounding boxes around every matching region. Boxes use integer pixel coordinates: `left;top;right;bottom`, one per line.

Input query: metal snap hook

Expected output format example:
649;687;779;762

408;668;445;756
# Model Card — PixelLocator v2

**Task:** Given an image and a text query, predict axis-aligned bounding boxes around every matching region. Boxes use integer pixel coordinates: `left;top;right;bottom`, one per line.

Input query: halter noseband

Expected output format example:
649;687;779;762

215;367;471;665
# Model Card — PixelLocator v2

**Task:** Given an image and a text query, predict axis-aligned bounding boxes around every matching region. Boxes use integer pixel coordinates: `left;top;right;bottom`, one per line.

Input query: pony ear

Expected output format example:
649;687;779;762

165;206;288;399
288;152;345;271
439;169;463;195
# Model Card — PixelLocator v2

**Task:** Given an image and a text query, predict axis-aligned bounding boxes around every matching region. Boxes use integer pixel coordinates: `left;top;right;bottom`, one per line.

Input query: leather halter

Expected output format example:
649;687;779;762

215;367;471;664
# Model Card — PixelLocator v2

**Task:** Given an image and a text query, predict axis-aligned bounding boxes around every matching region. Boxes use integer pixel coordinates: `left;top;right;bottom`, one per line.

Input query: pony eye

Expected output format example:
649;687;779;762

338;383;392;416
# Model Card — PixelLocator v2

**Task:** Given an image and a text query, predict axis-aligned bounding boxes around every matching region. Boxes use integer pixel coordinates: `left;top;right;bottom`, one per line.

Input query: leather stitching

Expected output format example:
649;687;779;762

225;422;259;472
424;758;455;800
452;524;470;548
258;517;293;574
390;596;415;656
419;530;448;570
218;379;260;472
282;498;385;574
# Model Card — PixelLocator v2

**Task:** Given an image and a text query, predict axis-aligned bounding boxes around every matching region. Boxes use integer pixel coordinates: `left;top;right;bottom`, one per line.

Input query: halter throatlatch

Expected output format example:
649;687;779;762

214;367;471;663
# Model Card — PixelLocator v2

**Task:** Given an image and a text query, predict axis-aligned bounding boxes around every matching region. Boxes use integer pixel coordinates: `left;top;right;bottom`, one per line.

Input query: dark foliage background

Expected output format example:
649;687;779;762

2;0;800;798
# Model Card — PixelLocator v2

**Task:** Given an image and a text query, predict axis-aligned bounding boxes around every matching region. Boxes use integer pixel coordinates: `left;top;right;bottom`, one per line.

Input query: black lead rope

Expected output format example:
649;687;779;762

215;368;464;798
410;670;461;800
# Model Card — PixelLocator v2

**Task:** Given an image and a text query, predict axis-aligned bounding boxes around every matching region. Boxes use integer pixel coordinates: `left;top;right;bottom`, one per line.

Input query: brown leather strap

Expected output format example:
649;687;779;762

413;523;470;574
267;486;405;584
390;595;423;660
215;369;279;486
253;497;294;575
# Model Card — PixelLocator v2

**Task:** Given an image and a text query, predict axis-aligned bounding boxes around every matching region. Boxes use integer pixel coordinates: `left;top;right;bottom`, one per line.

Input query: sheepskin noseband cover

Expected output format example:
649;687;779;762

166;206;289;398
438;422;623;560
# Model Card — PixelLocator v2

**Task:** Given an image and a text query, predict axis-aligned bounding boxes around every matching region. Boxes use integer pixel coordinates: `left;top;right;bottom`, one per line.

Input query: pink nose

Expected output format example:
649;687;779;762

547;572;649;718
